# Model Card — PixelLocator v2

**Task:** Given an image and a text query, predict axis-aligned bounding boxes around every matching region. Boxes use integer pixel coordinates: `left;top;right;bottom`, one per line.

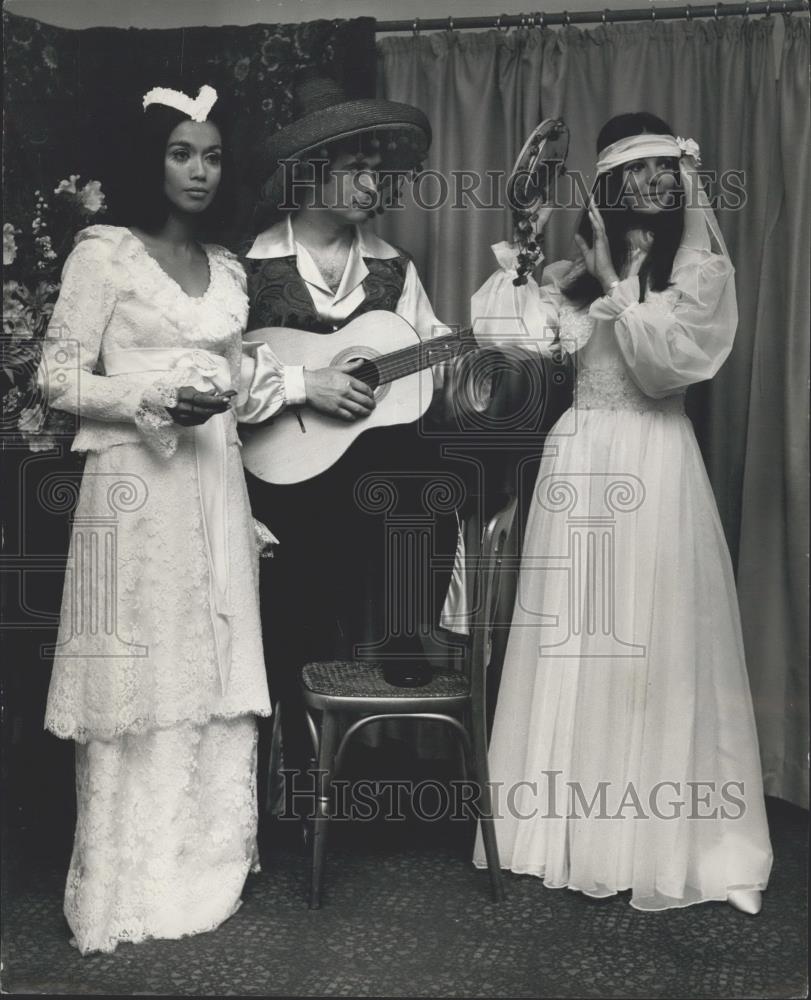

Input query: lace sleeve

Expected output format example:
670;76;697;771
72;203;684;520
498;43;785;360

37;231;180;456
253;517;280;559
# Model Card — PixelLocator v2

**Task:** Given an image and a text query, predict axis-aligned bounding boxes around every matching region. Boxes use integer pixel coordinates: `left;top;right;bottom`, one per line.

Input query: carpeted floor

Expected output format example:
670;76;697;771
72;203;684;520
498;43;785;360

1;786;807;998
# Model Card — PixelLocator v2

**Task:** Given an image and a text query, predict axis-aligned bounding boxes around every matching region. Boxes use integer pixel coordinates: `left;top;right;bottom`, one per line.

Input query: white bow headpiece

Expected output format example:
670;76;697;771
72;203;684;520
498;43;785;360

142;84;218;122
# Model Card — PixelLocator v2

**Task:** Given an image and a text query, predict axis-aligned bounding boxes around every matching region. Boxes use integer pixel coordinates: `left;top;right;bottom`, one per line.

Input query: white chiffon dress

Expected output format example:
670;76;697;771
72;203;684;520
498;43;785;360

471;233;773;910
39;225;285;953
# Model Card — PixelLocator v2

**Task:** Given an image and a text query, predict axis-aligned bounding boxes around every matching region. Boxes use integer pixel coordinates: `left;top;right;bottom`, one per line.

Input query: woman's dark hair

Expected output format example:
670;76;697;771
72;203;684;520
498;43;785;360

107;94;237;241
564;111;684;308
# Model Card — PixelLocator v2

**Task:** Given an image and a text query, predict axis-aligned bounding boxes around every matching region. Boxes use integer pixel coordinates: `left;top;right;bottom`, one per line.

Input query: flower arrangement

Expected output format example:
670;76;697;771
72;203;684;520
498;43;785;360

2;174;107;451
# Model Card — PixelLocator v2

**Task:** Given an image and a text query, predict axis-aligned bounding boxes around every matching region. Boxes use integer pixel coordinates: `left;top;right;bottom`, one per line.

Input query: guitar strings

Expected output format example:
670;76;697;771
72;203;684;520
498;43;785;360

364;345;464;385
357;347;457;385
354;330;472;386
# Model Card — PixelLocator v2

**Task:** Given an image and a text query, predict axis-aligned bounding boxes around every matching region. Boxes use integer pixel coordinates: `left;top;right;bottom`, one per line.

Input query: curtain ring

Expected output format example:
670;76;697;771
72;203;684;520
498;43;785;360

685;4;693;20
650;3;656;20
742;0;750;16
539;11;546;29
412;17;420;35
764;2;772;14
563;10;571;25
782;1;789;13
527;13;537;28
602;8;609;23
447;15;454;31
714;3;722;18
496;13;509;30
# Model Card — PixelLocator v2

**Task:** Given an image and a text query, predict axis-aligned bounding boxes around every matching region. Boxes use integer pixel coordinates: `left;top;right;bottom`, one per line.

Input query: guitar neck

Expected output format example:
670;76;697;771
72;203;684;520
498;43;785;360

357;330;473;387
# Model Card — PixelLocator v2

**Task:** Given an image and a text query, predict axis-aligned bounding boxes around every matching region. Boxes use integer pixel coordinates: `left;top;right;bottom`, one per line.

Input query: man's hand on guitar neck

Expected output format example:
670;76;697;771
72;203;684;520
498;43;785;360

302;359;376;422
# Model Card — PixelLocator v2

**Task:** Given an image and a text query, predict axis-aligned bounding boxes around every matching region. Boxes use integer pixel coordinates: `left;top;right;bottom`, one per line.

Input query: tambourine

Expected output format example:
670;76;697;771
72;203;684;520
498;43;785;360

507;118;570;285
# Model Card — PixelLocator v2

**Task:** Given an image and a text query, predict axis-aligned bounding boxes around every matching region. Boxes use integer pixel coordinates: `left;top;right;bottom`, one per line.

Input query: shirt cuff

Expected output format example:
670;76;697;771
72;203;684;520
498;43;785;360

588;276;640;321
283;365;307;406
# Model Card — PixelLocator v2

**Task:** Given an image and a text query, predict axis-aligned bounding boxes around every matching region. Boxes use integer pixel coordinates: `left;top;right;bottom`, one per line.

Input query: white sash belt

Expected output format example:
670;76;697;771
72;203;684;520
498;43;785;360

104;347;234;696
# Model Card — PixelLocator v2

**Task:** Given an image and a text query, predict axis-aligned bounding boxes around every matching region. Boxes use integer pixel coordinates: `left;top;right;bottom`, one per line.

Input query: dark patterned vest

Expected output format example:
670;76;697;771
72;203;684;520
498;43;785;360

243;254;410;334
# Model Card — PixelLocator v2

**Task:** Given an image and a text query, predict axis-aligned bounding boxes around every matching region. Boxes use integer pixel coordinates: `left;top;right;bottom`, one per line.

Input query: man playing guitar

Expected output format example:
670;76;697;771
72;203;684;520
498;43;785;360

240;73;456;827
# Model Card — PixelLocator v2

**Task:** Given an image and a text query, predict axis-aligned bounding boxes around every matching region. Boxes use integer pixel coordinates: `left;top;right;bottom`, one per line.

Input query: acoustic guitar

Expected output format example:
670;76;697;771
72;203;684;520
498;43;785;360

239;310;473;485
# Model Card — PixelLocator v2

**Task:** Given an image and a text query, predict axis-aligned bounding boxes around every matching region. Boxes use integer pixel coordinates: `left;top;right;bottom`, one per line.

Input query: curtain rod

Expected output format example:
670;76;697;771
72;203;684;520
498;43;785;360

376;0;808;32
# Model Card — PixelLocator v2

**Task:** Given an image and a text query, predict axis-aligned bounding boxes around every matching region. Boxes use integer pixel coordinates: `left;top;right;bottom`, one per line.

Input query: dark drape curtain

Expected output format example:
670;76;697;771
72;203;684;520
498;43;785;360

735;17;810;809
1;10;377;852
377;18;810;807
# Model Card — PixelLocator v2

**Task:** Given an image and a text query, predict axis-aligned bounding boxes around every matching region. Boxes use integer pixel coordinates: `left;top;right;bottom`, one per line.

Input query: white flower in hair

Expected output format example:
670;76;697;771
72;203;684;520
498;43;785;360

142;84;218;123
675;136;701;165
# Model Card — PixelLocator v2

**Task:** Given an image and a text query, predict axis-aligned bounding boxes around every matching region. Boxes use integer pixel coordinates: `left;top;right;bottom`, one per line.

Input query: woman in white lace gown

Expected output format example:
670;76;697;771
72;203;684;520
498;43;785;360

38;87;287;953
472;114;772;913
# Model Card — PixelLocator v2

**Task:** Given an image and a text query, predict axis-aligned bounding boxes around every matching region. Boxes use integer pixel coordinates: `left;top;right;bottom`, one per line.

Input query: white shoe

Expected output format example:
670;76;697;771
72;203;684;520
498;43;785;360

727;889;762;914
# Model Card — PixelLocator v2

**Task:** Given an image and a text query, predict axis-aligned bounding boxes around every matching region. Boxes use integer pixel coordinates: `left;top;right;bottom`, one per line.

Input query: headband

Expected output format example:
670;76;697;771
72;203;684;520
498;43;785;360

595;133;701;176
142;85;218;123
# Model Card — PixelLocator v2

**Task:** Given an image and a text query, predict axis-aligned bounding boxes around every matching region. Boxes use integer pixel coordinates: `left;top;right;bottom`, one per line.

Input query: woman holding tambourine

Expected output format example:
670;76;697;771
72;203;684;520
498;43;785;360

472;112;772;914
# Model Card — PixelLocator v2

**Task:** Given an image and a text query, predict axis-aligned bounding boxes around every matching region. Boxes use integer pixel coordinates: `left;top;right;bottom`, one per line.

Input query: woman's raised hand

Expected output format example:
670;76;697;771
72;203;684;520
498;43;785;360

532;204;555;237
168;386;234;426
622;228;654;279
559;256;588;291
512;204;554;247
573;196;620;293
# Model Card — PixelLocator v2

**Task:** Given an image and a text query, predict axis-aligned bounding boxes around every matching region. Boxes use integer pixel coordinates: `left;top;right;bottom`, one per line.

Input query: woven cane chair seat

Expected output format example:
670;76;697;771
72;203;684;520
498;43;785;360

301;660;468;700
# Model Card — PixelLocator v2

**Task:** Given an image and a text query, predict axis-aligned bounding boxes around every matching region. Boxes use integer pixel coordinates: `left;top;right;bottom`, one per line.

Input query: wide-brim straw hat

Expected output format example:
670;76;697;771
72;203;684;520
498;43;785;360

260;71;432;205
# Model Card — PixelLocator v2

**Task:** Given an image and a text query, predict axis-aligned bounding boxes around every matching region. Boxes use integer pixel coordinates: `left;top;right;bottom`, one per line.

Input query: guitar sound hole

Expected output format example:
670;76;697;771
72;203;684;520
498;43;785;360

349;357;380;392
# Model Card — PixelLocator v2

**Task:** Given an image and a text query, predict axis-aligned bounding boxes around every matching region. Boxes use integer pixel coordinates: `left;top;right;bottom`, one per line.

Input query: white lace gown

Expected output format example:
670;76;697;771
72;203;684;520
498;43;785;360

471;238;773;909
39;225;278;953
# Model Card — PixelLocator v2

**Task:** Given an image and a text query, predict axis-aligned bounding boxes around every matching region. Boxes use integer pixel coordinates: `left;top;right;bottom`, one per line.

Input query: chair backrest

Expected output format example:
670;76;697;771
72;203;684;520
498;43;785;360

467;497;518;707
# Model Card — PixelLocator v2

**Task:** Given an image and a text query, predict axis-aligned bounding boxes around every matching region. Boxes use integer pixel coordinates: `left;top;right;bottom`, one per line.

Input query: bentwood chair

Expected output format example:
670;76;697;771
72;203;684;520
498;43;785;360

299;497;518;909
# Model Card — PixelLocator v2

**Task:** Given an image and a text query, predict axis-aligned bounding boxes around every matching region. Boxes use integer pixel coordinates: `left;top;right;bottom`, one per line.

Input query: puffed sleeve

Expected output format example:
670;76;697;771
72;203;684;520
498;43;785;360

222;246;305;423
396;261;453;341
395;260;455;392
589;246;737;398
470;243;571;355
236;340;306;424
37;229;180;455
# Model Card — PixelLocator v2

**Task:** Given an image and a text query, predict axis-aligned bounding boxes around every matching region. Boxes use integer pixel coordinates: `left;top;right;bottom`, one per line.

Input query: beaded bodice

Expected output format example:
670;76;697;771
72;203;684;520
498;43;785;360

574;359;686;415
560;305;686;416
